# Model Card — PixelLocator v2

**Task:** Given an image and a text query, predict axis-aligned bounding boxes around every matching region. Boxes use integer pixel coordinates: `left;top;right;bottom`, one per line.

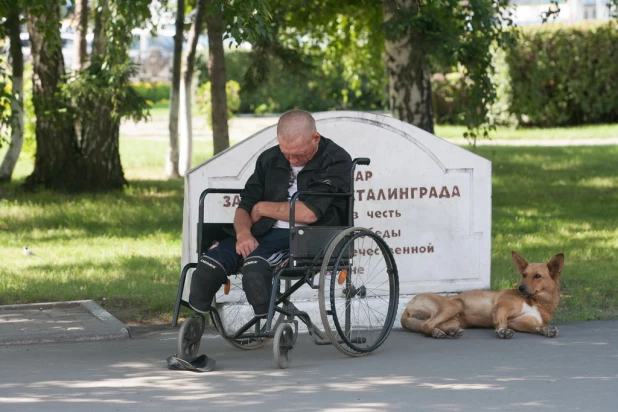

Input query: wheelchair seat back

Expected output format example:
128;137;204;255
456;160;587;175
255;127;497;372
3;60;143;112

289;226;350;259
197;223;234;255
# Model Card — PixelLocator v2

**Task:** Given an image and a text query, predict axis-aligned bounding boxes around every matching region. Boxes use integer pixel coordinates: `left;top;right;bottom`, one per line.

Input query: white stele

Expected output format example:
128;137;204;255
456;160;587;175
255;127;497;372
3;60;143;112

181;111;491;331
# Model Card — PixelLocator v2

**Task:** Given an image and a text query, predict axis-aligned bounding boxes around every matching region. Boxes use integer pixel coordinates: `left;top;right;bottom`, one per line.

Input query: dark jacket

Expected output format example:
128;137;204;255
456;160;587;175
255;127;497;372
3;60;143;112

238;135;353;237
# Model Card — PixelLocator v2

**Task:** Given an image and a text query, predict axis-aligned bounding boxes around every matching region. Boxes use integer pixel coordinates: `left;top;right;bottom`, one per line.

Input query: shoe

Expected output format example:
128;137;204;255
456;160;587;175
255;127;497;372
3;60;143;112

166;354;216;372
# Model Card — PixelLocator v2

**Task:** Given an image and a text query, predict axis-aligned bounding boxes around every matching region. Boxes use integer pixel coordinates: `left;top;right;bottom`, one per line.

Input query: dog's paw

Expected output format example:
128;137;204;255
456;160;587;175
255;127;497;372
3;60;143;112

431;328;447;339
537;325;559;338
448;327;465;338
496;328;514;339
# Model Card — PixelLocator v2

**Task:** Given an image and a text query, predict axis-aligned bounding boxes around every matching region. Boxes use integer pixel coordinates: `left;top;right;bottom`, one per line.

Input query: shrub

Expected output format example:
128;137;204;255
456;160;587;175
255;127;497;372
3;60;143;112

196;80;241;127
131;81;171;104
506;22;618;127
431;71;470;125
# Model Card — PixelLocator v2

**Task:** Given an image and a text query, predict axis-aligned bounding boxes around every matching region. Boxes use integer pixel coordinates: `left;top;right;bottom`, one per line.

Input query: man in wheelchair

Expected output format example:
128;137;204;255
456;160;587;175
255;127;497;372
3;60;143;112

188;109;353;318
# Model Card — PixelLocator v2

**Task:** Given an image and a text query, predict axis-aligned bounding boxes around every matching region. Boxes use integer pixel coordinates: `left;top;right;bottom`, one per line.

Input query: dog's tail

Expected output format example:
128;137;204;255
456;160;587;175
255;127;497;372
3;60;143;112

400;309;429;333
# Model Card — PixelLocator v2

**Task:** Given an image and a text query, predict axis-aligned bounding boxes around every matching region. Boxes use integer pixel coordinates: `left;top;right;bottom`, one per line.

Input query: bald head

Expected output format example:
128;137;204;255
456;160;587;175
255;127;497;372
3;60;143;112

277;110;317;143
276;110;320;166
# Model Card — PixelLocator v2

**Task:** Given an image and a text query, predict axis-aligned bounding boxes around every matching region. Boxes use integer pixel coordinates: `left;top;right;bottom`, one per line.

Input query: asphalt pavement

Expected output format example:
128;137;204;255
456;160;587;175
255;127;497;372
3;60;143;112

1;318;617;411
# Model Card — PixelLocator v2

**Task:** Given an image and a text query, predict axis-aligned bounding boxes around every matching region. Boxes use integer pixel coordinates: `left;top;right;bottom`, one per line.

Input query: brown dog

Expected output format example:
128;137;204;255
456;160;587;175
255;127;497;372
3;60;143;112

401;251;564;339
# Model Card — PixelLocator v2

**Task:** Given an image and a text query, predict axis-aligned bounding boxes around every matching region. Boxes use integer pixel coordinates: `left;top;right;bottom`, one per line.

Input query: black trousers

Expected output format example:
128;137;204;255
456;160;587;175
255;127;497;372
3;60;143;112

188;229;289;315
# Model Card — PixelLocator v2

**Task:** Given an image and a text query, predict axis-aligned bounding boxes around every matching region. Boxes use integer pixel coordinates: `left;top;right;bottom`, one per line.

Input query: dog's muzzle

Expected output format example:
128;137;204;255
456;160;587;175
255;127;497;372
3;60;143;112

518;285;532;297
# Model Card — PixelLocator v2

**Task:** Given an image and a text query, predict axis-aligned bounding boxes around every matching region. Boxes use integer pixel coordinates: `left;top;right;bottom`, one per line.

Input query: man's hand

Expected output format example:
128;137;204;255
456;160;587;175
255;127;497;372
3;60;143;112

250;202;263;224
236;231;259;258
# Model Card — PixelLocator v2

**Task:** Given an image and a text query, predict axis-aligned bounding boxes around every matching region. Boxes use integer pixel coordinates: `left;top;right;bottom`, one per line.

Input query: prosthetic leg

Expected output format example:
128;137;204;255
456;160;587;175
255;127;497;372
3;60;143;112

241;257;273;316
188;255;227;313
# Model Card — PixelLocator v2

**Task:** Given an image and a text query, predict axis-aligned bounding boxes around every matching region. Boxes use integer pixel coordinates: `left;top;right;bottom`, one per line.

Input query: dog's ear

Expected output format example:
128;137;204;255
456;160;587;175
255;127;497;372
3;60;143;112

511;251;529;274
547;253;565;278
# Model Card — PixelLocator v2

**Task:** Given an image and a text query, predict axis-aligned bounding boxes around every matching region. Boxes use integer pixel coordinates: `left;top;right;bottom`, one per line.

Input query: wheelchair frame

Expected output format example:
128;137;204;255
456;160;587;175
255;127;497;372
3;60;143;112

172;158;400;368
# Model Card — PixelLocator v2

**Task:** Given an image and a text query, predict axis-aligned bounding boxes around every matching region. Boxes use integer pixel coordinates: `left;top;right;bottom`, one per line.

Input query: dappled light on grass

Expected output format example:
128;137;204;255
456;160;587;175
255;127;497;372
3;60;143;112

479;145;618;323
576;176;618;189
0;179;186;318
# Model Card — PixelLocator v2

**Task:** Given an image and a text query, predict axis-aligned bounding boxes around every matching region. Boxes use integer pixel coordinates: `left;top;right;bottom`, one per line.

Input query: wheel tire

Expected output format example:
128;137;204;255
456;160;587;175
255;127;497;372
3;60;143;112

177;316;203;360
318;227;399;357
273;323;294;369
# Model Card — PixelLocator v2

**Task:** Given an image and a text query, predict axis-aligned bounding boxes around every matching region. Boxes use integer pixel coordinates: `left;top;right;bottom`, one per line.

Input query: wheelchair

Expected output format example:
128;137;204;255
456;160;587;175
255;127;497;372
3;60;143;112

172;158;400;368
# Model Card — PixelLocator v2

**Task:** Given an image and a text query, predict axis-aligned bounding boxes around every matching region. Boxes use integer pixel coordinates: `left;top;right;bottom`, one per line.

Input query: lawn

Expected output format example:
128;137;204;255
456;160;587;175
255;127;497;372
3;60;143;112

483;145;618;321
435;123;618;141
1;138;617;324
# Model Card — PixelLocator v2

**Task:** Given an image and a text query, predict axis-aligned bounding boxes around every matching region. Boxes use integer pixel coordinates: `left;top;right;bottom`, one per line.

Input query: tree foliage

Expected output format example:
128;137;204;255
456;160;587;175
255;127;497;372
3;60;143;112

247;0;516;140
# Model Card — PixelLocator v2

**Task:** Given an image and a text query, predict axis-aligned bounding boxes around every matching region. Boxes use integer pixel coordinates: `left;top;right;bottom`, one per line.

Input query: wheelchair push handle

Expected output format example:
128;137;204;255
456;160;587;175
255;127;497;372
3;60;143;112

353;158;371;166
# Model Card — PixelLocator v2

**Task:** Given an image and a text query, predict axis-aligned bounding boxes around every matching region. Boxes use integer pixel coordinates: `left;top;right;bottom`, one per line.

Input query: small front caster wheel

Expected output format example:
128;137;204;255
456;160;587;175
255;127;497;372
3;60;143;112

177;315;203;360
273;323;294;369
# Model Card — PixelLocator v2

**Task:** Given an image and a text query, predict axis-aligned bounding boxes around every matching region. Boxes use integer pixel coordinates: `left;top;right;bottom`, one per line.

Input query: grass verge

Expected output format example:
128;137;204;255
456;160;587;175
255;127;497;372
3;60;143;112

436;123;618;141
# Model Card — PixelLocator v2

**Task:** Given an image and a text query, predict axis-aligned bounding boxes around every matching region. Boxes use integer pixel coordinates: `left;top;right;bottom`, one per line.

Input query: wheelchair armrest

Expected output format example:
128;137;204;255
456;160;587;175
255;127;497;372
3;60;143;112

288;191;353;229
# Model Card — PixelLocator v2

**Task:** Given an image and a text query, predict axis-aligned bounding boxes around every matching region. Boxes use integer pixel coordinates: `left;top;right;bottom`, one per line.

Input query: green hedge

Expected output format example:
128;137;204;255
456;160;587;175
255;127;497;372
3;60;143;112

506;22;618;127
131;81;170;104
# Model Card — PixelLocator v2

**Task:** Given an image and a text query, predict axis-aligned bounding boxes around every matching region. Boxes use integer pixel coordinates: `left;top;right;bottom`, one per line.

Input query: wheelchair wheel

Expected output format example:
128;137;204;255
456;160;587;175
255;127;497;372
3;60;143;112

318;227;399;357
213;276;288;350
177;315;205;360
273;323;294;369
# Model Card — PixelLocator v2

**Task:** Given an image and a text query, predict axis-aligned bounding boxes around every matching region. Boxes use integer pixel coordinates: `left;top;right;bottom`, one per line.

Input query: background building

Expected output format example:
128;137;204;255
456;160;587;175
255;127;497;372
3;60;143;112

511;0;614;25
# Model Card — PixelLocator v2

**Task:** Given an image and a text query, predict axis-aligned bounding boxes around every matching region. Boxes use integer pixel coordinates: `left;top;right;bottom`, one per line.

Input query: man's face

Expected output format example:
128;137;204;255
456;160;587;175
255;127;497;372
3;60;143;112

278;133;320;167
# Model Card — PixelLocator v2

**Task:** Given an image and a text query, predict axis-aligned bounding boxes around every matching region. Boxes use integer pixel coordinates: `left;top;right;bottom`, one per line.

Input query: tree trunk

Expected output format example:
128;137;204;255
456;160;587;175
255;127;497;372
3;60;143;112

0;9;25;183
72;0;89;72
75;103;125;191
91;1;107;59
179;0;207;175
71;0;126;191
167;0;184;179
205;0;229;155
24;6;80;191
382;0;434;134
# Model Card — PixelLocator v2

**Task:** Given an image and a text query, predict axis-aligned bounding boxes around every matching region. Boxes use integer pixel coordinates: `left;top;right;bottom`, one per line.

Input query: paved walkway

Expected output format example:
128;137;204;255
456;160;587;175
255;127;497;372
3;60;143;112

120;115;618;147
1;320;617;411
0;301;129;345
120;115;278;143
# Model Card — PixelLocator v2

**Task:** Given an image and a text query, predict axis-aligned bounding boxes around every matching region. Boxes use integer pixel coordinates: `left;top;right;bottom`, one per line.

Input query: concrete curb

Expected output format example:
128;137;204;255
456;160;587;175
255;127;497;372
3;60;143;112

0;300;131;345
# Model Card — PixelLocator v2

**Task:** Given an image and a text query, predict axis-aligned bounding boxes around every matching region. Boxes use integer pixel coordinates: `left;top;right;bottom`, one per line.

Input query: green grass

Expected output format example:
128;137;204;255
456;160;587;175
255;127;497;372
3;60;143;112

146;101;202;119
146;101;172;118
479;145;618;322
1;140;617;324
435;123;618;140
0;181;184;321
